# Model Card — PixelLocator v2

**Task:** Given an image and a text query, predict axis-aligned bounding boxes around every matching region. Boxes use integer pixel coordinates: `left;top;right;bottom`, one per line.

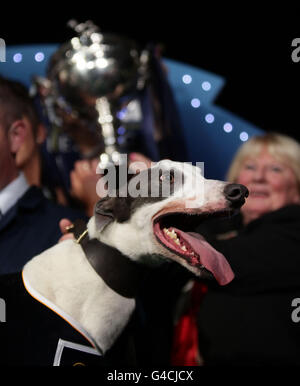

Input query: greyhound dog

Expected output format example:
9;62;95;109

0;160;248;365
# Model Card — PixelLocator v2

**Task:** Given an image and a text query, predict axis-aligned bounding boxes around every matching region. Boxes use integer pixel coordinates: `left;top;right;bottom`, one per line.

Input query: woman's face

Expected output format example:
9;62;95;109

236;147;300;224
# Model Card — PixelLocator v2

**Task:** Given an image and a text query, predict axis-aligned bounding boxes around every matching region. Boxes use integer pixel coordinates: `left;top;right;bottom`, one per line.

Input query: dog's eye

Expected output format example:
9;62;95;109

160;171;175;183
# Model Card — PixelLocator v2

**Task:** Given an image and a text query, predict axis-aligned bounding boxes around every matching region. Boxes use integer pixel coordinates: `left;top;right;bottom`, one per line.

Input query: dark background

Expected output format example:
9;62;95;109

2;5;300;141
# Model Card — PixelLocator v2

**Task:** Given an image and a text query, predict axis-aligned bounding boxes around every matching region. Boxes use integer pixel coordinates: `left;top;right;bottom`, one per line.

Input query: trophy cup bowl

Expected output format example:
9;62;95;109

37;20;146;168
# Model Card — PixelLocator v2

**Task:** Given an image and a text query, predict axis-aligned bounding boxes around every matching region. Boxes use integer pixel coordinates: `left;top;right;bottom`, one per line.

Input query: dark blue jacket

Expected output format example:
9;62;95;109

0;186;87;274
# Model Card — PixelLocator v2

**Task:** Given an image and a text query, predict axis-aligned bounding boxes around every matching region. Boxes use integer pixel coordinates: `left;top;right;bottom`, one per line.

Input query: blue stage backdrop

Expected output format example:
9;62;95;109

0;44;263;180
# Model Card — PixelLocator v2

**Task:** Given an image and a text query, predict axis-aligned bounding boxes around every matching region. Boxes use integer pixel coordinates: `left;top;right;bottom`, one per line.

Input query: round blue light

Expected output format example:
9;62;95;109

191;98;201;108
117;126;126;135
13;53;22;63
116;108;127;120
223;122;233;133
240;131;249;142
117;136;126;145
205;113;215;123
202;81;211;91
182;74;192;84
34;52;45;62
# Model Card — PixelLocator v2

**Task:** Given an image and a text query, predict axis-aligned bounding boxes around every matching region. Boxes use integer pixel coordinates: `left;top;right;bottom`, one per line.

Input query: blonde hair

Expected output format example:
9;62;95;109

226;133;300;190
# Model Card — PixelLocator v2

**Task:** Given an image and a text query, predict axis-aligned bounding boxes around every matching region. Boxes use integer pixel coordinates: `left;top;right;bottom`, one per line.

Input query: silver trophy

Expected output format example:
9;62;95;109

33;20;149;169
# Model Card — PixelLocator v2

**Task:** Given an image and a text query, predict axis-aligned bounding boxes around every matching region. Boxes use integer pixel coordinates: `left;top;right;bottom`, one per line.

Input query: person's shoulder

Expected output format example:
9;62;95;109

279;204;300;215
43;196;88;222
253;204;300;226
20;186;88;222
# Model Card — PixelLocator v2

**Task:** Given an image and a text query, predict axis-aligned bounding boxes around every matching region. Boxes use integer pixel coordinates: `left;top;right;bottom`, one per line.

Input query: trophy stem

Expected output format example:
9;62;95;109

96;97;120;168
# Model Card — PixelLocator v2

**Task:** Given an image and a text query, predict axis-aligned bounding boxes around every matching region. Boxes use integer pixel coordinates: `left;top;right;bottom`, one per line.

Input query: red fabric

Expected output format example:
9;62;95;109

171;281;207;366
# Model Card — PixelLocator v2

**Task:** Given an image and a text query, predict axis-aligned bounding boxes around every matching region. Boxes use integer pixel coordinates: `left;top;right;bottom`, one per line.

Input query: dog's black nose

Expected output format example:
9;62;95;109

224;183;249;207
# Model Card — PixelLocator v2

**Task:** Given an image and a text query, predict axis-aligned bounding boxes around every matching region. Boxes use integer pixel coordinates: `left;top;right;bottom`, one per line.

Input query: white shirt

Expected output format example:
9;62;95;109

0;173;29;216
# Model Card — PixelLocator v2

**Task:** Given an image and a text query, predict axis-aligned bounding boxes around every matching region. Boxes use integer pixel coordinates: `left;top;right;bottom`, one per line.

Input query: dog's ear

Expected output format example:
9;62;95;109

95;197;115;232
95;196;132;232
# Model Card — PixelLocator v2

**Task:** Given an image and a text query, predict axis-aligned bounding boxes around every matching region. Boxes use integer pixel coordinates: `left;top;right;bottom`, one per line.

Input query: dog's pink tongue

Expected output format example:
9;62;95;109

182;231;234;285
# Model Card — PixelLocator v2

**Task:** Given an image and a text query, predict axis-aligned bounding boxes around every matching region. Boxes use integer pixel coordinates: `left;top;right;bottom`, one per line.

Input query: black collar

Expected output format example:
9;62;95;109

70;219;147;299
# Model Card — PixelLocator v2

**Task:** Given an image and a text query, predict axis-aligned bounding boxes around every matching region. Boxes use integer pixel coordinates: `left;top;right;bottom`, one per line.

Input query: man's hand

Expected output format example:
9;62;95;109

59;218;75;242
70;158;101;216
129;152;153;170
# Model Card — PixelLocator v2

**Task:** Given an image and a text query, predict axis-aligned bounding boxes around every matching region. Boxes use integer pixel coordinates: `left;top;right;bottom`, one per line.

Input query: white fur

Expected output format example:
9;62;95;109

89;161;228;270
22;160;232;354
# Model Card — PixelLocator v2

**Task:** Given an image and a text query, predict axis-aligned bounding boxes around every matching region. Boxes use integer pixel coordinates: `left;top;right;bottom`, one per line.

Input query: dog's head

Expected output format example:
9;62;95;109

89;160;248;285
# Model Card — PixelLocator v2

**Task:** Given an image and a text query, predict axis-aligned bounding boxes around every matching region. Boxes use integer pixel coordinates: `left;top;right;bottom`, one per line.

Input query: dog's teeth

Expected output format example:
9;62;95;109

181;245;187;251
163;228;183;246
163;228;177;237
191;252;195;255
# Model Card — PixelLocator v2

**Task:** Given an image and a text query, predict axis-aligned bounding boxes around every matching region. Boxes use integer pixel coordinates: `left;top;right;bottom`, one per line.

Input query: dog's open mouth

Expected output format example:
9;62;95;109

153;210;235;285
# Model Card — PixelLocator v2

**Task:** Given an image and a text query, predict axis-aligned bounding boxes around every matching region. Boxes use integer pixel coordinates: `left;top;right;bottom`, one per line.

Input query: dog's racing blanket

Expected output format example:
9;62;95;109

0;273;136;366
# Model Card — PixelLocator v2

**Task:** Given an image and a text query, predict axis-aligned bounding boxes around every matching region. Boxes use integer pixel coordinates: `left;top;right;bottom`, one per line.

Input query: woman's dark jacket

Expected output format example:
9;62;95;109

197;204;300;365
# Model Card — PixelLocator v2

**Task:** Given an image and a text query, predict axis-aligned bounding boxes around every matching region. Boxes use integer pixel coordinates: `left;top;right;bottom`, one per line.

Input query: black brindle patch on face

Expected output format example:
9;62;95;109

96;166;185;223
127;167;185;216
